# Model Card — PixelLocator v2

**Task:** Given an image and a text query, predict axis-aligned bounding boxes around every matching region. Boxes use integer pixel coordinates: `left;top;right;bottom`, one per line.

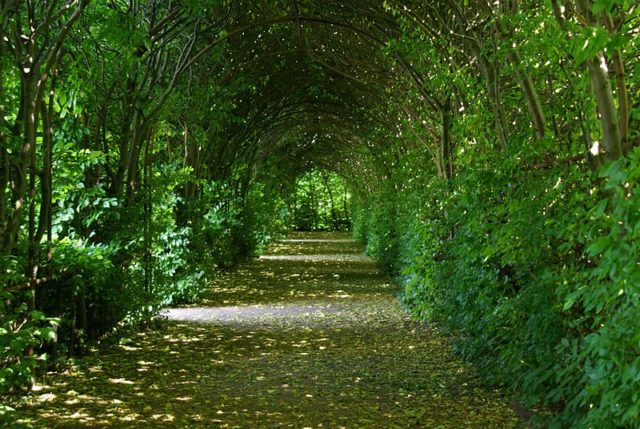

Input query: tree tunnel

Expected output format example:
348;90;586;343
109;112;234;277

1;1;639;427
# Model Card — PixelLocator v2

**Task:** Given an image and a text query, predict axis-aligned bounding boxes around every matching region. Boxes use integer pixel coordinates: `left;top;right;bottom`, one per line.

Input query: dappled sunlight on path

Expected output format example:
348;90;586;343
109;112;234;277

13;232;522;428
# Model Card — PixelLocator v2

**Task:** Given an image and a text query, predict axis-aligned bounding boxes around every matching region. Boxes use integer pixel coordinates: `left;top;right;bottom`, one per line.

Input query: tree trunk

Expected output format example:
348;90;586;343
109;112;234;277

508;50;546;140
143;136;153;294
35;78;56;245
125;112;148;200
478;57;508;149
24;74;41;330
322;173;339;228
0;39;7;245
343;192;350;224
587;53;622;160
574;0;623;160
603;14;629;147
440;101;454;181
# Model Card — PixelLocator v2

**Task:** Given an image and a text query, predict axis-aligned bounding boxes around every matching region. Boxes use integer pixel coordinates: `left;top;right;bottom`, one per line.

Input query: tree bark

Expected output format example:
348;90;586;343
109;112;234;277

587;53;623;160
574;0;623;160
508;50;546;140
478;57;508;149
322;173;339;228
603;14;629;147
440;100;454;181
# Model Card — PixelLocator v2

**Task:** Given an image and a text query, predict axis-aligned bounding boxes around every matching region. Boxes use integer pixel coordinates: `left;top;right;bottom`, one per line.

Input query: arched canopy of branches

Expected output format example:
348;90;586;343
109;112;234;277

1;1;639;427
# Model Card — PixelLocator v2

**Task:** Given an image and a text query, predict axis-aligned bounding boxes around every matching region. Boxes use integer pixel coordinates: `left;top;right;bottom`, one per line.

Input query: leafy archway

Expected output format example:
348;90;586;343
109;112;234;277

1;1;639;427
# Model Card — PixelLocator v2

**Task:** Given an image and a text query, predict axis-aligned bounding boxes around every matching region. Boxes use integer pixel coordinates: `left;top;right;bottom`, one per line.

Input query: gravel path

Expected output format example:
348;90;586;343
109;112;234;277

12;232;523;428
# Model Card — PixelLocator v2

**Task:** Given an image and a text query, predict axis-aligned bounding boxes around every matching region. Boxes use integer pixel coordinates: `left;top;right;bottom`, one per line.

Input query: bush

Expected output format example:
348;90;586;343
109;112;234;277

352;146;640;428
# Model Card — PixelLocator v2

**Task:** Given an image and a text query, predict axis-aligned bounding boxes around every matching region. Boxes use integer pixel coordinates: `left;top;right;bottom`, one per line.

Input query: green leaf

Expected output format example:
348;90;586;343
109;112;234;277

592;0;617;13
587;237;612;256
563;288;584;311
40;327;57;342
590;199;608;219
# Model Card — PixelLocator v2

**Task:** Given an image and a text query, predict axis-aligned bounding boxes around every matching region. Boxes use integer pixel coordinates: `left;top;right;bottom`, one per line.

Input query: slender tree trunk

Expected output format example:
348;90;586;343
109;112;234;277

497;0;546;140
143;137;153;295
322;174;339;229
113;81;137;197
35;77;56;245
603;14;629;147
0;39;7;245
546;75;562;140
440;101;454;181
34;82;55;312
508;50;546;140
69;297;77;357
4;82;29;252
574;0;623;160
478;57;508;149
125;112;147;200
310;181;317;230
343;192;350;225
78;284;87;356
587;53;622;160
23;74;41;346
182;122;193;197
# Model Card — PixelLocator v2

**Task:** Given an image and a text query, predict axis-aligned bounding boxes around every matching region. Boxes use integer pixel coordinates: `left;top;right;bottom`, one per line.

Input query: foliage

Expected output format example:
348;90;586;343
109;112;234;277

554;151;640;428
0;1;639;427
0;304;58;394
354;140;640;428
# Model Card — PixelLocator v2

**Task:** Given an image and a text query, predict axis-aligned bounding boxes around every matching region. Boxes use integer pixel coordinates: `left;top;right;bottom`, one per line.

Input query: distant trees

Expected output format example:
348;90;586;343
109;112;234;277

291;170;350;231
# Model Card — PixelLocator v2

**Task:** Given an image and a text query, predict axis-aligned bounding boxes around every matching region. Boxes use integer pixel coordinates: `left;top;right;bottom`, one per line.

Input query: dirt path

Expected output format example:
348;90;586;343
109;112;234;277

12;232;523;428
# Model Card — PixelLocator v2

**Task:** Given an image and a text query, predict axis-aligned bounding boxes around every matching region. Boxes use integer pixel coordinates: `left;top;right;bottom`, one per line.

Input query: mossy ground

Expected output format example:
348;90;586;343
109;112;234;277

8;232;523;428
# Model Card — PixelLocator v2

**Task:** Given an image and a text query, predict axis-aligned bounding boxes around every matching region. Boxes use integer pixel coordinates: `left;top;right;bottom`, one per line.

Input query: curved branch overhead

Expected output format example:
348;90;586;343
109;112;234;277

175;0;410;184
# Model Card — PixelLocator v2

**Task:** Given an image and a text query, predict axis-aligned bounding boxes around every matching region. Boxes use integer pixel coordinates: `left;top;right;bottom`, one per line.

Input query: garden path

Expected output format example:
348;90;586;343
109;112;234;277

14;232;522;428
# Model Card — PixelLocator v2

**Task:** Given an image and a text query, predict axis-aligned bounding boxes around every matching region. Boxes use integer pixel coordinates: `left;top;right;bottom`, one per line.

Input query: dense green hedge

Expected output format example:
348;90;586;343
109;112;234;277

1;166;289;395
353;147;640;428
